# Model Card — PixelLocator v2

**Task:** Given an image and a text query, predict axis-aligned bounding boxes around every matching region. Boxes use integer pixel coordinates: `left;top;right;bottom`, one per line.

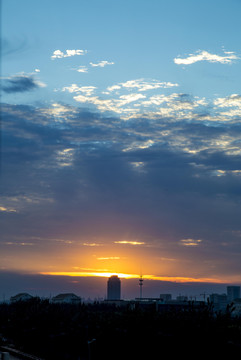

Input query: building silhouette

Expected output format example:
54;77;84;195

51;293;81;304
107;275;121;300
10;293;33;302
227;286;240;302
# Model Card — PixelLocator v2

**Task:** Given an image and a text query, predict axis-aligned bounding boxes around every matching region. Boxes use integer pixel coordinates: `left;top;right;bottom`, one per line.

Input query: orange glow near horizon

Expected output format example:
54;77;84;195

40;271;229;284
3;234;241;285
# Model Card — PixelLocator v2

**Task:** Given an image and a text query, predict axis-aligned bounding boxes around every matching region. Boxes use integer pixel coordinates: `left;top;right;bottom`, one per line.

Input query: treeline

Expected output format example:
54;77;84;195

0;298;241;359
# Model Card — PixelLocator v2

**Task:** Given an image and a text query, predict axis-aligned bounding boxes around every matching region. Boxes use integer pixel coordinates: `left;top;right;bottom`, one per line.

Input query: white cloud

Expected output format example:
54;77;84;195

62;84;96;96
174;50;239;65
118;93;146;106
90;60;114;67
41;103;78;120
73;92;145;115
107;79;178;93
106;85;121;92
51;49;87;59
123;139;155;152
76;66;88;73
214;94;241;108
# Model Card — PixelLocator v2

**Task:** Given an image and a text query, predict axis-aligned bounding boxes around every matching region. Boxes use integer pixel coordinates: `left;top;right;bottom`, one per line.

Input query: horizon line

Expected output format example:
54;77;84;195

39;271;233;284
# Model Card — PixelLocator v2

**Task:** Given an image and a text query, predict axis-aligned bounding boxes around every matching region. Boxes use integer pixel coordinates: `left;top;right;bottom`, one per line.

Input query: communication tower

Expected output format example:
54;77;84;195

139;275;144;299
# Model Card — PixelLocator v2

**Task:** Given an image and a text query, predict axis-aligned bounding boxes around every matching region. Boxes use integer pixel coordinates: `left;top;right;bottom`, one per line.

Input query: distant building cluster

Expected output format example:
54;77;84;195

209;286;241;314
6;278;241;317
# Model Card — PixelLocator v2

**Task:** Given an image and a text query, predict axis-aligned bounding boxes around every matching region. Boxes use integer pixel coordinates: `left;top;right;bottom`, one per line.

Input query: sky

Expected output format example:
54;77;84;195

1;0;241;299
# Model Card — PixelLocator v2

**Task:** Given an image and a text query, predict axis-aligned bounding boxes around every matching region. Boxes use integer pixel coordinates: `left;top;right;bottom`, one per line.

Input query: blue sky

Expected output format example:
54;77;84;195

1;0;241;299
3;0;241;104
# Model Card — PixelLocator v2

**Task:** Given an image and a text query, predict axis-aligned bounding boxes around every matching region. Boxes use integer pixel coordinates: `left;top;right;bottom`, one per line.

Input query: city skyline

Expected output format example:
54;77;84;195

1;0;241;297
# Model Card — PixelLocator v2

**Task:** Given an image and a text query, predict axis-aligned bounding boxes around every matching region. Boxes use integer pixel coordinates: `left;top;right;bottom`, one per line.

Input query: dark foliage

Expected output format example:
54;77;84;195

0;299;241;359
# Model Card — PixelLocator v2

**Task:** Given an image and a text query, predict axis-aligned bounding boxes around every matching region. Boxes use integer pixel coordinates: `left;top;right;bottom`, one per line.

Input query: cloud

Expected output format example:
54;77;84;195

107;79;178;93
214;94;241;108
114;241;146;246
51;49;87;59
75;66;88;73
213;94;241;119
0;206;17;213
90;60;114;67
62;76;240;121
2;102;241;281
62;84;96;96
1;74;46;93
73;92;145;116
180;239;202;246
106;85;122;92
174;50;239;65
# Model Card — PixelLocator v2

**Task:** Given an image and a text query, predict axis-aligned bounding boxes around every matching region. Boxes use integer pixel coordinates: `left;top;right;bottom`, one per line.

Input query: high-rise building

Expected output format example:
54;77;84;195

107;275;121;300
227;286;240;302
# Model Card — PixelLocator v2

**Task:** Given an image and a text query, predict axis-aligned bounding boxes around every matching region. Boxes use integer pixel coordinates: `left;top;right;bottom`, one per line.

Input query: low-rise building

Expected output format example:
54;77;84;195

159;294;172;301
51;293;81;304
176;295;188;301
10;293;33;302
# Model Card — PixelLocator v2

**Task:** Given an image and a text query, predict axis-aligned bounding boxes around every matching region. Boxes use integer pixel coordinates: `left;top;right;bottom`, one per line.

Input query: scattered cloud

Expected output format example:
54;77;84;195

0;206;17;213
123;139;154;152
1;74;46;93
114;241;146;246
82;243;103;247
107;79;178;93
106;85;121;92
62;84;96;96
3;241;34;246
73;92;145;115
180;239;203;246
51;49;87;59
75;66;88;73
90;60;114;67
214;94;241;108
174;50;239;65
56;148;75;167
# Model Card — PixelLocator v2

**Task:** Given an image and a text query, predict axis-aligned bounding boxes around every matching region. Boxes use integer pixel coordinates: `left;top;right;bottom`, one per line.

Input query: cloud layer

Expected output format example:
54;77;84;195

1;97;241;281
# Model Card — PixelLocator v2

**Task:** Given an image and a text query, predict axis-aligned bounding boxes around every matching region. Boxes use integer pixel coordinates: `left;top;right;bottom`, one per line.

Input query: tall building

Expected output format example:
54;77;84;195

107;275;121;300
227;286;240;302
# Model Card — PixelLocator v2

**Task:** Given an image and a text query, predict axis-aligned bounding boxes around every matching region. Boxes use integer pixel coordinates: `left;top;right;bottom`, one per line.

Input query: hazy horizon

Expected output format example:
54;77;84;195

0;271;232;301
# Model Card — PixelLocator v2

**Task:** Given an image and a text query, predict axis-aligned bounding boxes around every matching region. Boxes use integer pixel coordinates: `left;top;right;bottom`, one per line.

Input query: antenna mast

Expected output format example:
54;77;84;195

139;275;144;299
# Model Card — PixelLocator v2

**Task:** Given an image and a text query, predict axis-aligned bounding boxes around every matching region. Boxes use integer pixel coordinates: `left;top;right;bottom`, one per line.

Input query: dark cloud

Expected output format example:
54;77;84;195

1;103;241;281
2;75;42;93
